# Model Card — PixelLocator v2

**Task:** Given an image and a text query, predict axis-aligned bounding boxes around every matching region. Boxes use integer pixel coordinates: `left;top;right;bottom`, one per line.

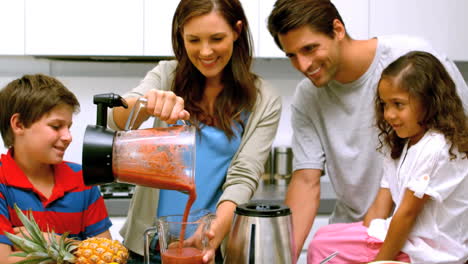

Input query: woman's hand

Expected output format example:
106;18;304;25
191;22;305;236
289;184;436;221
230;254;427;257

201;227;216;264
144;89;190;124
202;201;237;264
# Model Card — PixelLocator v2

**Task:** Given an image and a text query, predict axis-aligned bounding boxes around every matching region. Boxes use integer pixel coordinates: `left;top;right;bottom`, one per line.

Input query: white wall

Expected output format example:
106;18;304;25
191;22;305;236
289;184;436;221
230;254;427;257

1;56;468;165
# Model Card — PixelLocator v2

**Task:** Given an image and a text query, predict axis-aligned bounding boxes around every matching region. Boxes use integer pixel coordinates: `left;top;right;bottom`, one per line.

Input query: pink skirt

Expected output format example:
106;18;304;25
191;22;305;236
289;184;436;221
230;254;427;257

307;222;411;264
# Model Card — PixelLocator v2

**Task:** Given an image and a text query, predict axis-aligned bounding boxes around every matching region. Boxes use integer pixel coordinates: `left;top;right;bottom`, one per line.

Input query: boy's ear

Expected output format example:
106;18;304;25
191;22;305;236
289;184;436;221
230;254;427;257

10;113;25;135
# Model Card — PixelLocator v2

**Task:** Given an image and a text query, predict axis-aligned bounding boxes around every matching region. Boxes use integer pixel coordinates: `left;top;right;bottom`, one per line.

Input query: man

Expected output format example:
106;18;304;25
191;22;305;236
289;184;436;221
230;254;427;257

267;0;468;257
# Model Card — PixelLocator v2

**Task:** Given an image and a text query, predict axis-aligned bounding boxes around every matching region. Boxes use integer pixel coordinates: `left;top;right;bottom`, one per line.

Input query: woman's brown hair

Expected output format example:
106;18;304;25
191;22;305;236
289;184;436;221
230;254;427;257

375;51;468;159
171;0;257;139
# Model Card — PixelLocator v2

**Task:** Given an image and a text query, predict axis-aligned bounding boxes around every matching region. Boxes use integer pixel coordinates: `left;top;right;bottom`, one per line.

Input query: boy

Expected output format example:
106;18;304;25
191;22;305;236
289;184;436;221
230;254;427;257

0;74;112;263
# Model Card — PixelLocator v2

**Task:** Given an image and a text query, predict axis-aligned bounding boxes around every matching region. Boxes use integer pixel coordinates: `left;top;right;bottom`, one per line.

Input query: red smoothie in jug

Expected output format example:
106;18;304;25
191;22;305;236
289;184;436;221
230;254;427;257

112;126;206;263
161;247;203;264
113;126;194;191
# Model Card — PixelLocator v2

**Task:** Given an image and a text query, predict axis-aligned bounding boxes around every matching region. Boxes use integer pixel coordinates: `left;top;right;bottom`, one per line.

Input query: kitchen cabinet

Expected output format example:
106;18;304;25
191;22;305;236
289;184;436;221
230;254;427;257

0;0;25;55
25;0;144;56
20;0;468;60
257;0;369;58
258;0;282;58
144;0;177;56
240;0;260;57
369;0;468;61
332;0;369;40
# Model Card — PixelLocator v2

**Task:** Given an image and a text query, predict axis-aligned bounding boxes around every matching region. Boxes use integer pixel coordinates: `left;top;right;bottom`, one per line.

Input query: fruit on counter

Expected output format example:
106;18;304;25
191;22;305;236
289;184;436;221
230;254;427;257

4;204;129;264
75;237;128;264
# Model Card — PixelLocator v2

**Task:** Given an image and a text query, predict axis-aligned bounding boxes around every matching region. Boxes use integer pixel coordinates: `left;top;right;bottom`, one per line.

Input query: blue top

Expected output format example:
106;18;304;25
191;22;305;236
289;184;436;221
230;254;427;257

157;119;245;216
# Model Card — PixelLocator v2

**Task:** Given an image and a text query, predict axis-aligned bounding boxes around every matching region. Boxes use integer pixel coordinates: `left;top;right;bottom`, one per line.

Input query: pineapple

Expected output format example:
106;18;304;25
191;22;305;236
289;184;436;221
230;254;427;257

4;204;129;264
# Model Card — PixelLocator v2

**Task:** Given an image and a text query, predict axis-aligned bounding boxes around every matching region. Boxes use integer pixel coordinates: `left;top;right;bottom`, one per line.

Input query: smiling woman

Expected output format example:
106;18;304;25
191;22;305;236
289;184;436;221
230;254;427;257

182;11;240;82
109;0;281;263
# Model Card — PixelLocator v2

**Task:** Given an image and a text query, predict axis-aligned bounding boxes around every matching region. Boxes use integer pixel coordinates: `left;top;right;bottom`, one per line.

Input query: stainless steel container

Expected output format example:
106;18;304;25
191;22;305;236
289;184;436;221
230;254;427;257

224;200;296;264
263;149;275;184
274;146;293;185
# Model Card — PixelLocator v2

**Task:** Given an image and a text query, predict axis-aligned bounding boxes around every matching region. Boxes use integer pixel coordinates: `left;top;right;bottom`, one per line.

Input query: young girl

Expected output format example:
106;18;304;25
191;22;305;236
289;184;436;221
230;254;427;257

307;51;468;264
109;0;281;263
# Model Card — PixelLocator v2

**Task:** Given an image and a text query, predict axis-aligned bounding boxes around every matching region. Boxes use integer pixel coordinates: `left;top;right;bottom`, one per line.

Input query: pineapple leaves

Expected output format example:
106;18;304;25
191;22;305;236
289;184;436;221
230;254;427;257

9;252;28;257
13;204;48;247
3;232;43;253
58;232;77;262
5;203;77;264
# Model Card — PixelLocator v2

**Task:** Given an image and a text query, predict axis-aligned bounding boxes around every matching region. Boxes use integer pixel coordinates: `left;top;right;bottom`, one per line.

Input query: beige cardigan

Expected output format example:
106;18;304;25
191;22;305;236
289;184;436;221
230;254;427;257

108;61;282;255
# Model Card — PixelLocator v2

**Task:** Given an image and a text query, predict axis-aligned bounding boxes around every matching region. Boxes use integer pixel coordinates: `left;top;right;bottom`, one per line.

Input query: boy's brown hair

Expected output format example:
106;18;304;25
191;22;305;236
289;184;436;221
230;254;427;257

0;74;80;148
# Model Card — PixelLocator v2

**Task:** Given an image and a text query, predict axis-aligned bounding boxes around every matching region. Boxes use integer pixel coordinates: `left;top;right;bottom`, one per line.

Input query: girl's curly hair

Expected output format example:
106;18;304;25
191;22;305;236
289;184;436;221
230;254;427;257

375;51;468;159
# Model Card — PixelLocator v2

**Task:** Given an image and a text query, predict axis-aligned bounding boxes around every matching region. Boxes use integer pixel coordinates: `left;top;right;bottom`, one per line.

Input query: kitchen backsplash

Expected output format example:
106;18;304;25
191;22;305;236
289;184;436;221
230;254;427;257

0;56;467;165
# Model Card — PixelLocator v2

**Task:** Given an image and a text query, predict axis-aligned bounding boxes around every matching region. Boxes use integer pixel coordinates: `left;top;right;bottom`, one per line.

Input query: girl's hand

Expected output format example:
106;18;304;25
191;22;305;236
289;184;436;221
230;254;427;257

144;89;190;124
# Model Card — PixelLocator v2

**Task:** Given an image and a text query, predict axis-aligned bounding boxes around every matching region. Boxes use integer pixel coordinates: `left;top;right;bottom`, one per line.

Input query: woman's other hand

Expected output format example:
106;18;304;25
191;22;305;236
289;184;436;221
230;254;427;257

145;89;190;124
202;226;216;264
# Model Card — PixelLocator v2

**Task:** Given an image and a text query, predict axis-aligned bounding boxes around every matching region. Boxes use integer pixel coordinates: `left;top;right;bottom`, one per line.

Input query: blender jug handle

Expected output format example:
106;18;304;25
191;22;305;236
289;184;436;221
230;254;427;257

125;97;147;130
124;97;188;131
143;226;158;264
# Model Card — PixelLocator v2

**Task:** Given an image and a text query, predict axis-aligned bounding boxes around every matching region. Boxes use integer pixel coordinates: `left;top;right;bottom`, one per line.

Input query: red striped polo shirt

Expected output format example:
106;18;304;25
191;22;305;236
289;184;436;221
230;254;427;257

0;150;112;245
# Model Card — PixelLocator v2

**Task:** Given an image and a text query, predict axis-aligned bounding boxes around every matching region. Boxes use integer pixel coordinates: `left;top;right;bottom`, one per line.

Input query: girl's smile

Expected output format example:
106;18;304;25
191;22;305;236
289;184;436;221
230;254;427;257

378;79;426;146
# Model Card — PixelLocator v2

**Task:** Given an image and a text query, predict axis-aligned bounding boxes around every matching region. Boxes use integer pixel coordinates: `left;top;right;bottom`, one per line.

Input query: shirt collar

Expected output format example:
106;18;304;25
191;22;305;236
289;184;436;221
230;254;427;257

2;149;82;193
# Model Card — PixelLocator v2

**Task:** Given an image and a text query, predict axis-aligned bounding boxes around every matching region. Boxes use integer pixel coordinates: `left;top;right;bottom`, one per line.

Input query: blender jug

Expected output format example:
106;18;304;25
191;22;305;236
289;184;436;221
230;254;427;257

82;93;196;192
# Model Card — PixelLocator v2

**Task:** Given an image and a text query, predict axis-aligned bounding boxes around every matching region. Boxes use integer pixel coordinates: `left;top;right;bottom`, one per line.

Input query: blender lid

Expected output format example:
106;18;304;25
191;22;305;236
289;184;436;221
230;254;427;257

235;200;291;217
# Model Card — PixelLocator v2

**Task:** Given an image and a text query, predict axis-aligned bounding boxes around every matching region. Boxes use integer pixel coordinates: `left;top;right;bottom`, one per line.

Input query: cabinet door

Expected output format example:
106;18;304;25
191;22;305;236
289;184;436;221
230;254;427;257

144;0;178;56
258;0;283;58
369;0;468;61
25;0;144;56
240;0;260;57
258;0;369;58
0;0;25;55
332;0;369;40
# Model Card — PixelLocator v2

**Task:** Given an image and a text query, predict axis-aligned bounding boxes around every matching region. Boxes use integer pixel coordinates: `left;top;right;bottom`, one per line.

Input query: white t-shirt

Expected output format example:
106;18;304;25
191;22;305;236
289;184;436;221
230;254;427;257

291;35;468;223
368;131;468;264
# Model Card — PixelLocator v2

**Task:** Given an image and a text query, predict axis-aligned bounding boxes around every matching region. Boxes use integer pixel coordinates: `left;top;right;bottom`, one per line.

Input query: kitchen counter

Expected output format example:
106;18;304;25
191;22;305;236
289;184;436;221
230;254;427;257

252;180;336;214
105;180;336;216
